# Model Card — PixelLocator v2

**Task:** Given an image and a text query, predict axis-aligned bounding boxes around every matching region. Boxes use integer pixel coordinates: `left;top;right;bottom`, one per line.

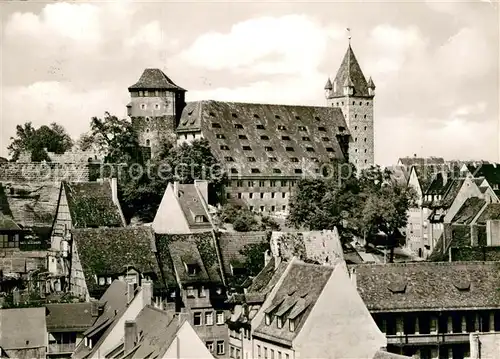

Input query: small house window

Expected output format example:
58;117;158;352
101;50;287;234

187;286;196;297
217;341;225;355
206;342;214;352
194;215;205;223
277;316;283;328
187;263;199;274
289;319;296;332
193;312;202;326
99;277;105;286
231;168;238;174
265;314;271;325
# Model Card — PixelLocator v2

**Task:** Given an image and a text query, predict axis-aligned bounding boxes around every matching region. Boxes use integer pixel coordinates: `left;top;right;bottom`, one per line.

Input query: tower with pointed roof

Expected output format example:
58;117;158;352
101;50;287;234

325;44;376;169
127;68;186;156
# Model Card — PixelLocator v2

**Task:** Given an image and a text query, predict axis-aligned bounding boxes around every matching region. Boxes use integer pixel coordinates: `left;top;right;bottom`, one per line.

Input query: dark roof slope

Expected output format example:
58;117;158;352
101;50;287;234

0;184;12;217
176;100;350;178
45;302;97;332
329;45;371;98
0;213;20;230
0;307;46;349
63;181;123;228
217;231;269;275
155;232;223;286
72;227;161;294
452;198;487;225
373;351;412;359
476;203;500;225
399;157;445;167
355;261;500;312
246;258;288;298
128;68;185;91
472;164;500;195
253;261;334;344
176;184;211;228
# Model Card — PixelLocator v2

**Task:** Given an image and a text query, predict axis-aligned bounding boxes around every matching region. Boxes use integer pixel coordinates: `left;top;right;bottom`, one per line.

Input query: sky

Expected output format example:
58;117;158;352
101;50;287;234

0;0;498;165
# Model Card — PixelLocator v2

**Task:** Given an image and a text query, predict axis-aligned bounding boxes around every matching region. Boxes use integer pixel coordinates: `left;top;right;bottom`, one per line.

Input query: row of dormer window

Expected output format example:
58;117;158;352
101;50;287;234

139;103;161;110
210;112;322;122
216;134;332;142
220;145;334;153
249;205;287;213
265;313;296;332
333;101;371;106
212;123;327;132
231;192;288;200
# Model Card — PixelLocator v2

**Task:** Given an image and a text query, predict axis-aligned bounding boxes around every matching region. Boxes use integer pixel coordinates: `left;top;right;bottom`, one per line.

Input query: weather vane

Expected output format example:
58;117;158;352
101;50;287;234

347;28;351;44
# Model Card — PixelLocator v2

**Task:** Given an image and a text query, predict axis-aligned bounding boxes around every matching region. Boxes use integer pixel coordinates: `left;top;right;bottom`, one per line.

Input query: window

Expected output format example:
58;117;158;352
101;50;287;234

326;147;334;152
239;135;248;140
145;139;150;146
98;277;105;286
231;347;235;358
269;157;278;162
141;104;146;110
231;168;239;174
232;113;238;118
298;126;307;131
206;342;214;352
194;312;202;326
155;103;160;110
270;180;276;187
282;193;286;198
260;206;264;212
260;193;264;199
248;181;255;187
258;345;262;359
285;147;295;152
261;135;270;140
273;169;281;174
243;146;252;151
249;206;254;211
314;116;320;121
187;286;196;297
354;114;357;118
265;314;271;325
295;169;303;174
226;193;231;199
290;157;299;163
194;215;205;223
354;126;358;130
217;341;225;355
238;193;242;199
265;348;268;359
271;349;275;359
205;312;214;326
352;101;355;105
278;352;282;359
220;145;229;150
216;134;225;139
318;126;326;132
256;124;265;129
322;137;330;141
187;263;199;275
282;205;286;211
0;235;19;249
306;147;315;152
225;156;234;162
259;181;265;186
216;311;225;324
285;354;289;359
364;138;367;142
212;123;221;128
248;157;256;162
277;316;283;328
302;136;310;141
311;157;319;162
278;125;287;131
289;319;296;331
234;124;243;129
254;114;260;119
139;91;143;96
249;193;253;199
364;126;367;130
271;193;276;198
251;169;260;174
237;180;243;187
281;180;287;186
364;115;367;119
281;135;291;140
355;137;358;142
271;206;275;212
107;277;112;284
365;149;367;153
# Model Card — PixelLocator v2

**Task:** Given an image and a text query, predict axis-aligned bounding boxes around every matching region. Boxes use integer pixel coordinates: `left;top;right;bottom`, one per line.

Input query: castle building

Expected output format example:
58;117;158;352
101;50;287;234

127;44;375;211
324;44;376;169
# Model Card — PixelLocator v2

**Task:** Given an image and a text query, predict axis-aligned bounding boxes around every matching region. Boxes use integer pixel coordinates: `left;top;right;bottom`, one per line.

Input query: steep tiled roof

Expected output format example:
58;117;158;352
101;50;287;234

385;165;409;186
217;231;269;276
177;184;211;228
439;179;465;208
176;100;350;178
0;307;47;349
128;68;185;91
471;164;500;195
155;232;223;286
425;172;453;195
329;45;371;98
452;198;487;225
72;227;162;294
271;230;344;264
246;258;288;297
253;261;335;343
45;302;97;332
476;203;500;225
0;212;20;230
0;184;12;217
63;181;124;228
373;351;412;359
120;306;180;359
399;157;445;167
354;261;500;312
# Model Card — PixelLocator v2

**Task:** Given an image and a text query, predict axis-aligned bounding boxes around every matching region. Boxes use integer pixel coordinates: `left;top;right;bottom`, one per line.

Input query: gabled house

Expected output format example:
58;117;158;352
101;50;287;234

104;305;214;359
45;302;99;358
466;163;500;196
69;226;163;300
72;280;153;359
155;232;229;358
0;307;48;359
153;180;214;234
48;179;126;288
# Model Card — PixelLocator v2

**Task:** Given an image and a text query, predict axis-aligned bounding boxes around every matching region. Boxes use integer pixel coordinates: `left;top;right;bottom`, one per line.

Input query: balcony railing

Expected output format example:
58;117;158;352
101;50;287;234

48;342;76;354
386;332;470;345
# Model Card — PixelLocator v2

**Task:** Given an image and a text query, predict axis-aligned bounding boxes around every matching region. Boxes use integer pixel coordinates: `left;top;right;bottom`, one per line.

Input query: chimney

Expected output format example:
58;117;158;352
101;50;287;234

142;280;153;307
194;180;209;204
264;249;272;267
173;181;179;197
470;333;481;359
127;282;135;305
110;178;119;205
124;320;137;355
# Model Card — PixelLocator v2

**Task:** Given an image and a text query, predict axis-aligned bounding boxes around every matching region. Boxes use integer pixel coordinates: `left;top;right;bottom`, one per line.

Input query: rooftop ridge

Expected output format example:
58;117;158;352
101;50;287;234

354;260;500;268
190;99;336;110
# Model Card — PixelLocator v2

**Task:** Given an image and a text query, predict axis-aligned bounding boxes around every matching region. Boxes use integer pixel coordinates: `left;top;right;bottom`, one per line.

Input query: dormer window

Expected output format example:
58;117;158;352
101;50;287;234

209;112;216;117
318;127;326;132
239;135;248;140
306;147;315;152
269;157;278;162
275;115;281;119
326;147;334;152
282;135;291;141
231;168;238;174
225;157;234;162
290;157;299;163
295;169;303;174
187;263;199;275
234;124;243;129
251;169;261;174
232;113;238;118
261;135;269;140
273;169;281;174
243;146;252;151
256;124;265;129
289;319;296;332
194;215;206;223
302;137;310;141
254;114;260;119
314;116;320;121
187;286;196;297
278;125;287;131
248;157;256;162
277;316;283;329
216;134;225;139
212;123;221;128
220;145;229;150
265;146;274;152
298;126;307;131
265;314;271;325
286;147;295;152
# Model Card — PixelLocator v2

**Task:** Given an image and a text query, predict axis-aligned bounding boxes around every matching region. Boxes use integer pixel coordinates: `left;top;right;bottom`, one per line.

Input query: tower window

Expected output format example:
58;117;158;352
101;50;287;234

141;104;146;110
365;149;367;153
281;135;291;141
355;138;358;142
364;138;367;142
341;102;344;105
354;114;357;118
365;159;368;163
145;116;150;121
146;128;150;133
366;102;369;105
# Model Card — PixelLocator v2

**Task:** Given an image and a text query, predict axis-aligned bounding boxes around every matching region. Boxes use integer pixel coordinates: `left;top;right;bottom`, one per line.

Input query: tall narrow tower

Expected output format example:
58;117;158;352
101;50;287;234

127;69;186;156
325;44;376;169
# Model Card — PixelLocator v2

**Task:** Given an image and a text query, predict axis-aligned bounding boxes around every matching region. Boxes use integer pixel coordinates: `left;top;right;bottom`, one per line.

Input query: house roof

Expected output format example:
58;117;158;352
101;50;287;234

155;232;224;286
452;197;487;225
72;227;162;294
384;165;409;186
176;183;211;228
328;45;371;98
74;280;137;359
119;306;181;359
0;184;13;217
354;261;500;312
435;178;465;208
128;68;185;91
373;350;412;359
0;307;47;349
176;100;350;178
398;156;445;167
271;230;344;264
253;261;336;344
63;181;124;228
471;164;500;195
425;172;453;195
45;302;98;332
217;231;269;276
0;213;20;230
476;203;500;225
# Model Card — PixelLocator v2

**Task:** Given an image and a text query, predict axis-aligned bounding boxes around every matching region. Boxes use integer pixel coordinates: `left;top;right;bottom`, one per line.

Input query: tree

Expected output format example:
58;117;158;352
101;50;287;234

216;204;281;232
287;165;417;262
7;122;73;161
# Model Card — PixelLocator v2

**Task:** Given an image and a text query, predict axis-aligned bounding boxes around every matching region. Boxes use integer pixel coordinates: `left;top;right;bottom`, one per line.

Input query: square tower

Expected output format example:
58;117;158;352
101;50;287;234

325;45;376;170
127;69;186;156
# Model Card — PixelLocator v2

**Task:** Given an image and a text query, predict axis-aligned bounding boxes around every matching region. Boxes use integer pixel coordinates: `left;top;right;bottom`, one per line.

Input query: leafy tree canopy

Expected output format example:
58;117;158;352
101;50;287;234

8;122;73;162
216;204;281;232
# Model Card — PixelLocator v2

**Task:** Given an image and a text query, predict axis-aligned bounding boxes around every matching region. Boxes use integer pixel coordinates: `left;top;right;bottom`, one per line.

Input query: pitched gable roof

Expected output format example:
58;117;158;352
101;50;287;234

476;203;500;225
355;261;500;312
0;212;21;230
176;183;211;227
0;307;47;349
471;163;500;194
176;100;350;178
246;257;288;299
398;156;445;167
155;232;224;286
128;68;185;91
0;184;12;217
452;197;487;225
72;227;162;294
253;261;336;344
329;45;371;98
45;302;98;332
63;181;124;228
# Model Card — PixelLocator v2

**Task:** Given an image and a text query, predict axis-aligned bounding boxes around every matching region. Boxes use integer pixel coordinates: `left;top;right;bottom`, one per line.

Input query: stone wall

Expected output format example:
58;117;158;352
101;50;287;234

0;162;101;183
